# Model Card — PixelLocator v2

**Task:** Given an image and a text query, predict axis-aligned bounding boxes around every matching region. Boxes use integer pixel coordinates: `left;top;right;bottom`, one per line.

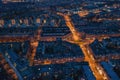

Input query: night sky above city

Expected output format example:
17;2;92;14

0;0;120;80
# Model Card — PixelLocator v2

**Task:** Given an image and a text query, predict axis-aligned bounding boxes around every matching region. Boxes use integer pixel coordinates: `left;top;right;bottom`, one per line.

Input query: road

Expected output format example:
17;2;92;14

34;57;84;65
0;11;120;80
4;53;23;80
80;44;109;80
0;53;20;80
59;13;110;80
57;12;81;41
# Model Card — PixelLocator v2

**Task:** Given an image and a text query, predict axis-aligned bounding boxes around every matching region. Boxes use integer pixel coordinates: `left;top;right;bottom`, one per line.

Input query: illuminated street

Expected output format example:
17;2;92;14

60;14;110;80
0;0;120;80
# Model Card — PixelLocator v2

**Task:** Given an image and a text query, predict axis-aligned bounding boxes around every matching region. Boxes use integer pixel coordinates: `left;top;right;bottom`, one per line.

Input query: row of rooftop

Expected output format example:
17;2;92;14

0;37;120;60
0;37;120;80
0;0;120;80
